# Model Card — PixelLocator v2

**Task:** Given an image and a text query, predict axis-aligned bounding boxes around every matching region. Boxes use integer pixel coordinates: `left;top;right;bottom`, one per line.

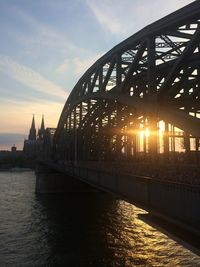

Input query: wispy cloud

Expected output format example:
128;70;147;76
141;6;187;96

0;56;67;99
86;0;125;36
56;60;69;74
55;52;104;79
72;53;104;76
86;0;194;37
0;97;64;133
1;4;77;58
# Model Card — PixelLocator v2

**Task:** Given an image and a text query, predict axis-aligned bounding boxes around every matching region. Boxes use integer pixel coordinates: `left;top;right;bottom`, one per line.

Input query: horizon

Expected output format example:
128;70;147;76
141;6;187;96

0;0;194;150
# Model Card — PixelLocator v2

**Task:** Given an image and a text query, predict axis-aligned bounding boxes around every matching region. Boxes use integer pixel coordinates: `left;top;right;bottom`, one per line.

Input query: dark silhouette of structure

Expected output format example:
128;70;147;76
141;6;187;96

23;115;37;158
53;1;200;164
24;115;50;159
38;115;45;140
11;145;17;153
28;115;36;141
36;2;200;237
37;115;46;158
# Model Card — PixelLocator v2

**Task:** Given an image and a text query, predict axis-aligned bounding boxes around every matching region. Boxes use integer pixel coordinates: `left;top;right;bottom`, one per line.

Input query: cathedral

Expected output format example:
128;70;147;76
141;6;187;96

23;115;46;159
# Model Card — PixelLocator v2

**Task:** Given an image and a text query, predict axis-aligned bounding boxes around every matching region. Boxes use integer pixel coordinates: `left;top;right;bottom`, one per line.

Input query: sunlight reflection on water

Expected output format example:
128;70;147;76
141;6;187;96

0;171;199;266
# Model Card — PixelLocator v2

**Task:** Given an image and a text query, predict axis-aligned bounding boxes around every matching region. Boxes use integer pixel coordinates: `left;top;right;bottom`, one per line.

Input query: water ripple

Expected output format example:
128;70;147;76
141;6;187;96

0;171;199;266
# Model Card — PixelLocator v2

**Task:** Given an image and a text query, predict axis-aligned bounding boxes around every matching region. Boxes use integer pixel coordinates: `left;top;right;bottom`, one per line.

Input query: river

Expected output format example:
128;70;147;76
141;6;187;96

0;171;199;266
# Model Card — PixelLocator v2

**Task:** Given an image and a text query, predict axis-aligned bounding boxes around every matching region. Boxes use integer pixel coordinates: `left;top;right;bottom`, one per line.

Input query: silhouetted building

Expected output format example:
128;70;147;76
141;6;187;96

38;115;45;140
28;115;36;141
23;115;55;160
11;144;17;153
37;115;46;158
23;115;37;159
0;148;24;170
43;128;56;159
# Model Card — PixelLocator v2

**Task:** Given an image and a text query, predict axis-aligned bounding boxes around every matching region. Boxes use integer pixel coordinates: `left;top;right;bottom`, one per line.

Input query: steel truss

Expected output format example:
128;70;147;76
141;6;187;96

54;2;200;162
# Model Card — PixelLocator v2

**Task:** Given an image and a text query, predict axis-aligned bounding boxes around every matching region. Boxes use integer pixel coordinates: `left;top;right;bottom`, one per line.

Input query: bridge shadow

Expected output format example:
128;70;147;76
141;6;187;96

29;192;200;266
34;193;129;267
138;213;200;256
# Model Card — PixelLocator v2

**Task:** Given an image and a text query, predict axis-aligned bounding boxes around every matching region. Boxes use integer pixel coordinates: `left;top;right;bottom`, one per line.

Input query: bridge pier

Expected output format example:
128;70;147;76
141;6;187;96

35;163;96;194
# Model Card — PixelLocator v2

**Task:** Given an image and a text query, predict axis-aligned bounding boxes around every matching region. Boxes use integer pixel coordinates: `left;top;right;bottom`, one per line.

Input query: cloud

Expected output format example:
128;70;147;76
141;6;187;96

86;0;125;36
72;53;104;76
0;56;67;99
0;98;64;135
56;52;104;78
86;0;194;37
56;61;69;74
11;5;77;54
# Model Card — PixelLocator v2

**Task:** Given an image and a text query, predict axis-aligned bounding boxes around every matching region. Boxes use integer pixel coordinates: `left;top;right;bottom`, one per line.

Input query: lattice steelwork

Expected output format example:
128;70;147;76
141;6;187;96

54;2;200;162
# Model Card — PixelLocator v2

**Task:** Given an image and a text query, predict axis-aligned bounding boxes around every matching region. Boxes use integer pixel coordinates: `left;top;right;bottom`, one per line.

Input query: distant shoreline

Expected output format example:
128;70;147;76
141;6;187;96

0;167;34;172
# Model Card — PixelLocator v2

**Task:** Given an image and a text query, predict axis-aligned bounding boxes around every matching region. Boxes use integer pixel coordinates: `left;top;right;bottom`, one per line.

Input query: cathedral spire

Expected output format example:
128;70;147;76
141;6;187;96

40;115;45;131
38;115;45;139
28;114;36;141
31;114;35;130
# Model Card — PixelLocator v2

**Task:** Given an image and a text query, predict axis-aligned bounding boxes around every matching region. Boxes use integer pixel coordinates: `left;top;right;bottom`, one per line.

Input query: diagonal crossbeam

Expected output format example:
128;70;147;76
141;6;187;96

158;24;200;99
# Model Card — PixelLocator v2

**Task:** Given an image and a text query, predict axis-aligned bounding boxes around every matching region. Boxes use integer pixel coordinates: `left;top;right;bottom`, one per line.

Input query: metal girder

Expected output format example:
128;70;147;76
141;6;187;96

158;25;200;98
54;2;200;161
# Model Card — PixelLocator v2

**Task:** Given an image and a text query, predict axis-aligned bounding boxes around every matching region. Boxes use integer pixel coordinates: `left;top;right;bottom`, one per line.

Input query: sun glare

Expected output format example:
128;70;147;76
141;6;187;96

126;120;186;153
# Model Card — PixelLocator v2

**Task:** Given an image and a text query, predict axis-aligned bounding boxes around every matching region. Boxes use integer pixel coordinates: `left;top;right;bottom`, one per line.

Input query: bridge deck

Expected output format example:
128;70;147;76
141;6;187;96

63;160;200;186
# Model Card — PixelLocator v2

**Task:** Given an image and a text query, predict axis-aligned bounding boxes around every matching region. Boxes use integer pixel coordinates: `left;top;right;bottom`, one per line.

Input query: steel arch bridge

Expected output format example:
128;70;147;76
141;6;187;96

54;1;200;162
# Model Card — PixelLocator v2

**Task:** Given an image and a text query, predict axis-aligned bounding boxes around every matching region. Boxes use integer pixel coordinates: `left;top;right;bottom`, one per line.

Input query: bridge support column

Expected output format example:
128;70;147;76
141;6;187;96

184;131;190;162
163;122;169;161
35;163;96;194
195;137;199;163
148;117;158;158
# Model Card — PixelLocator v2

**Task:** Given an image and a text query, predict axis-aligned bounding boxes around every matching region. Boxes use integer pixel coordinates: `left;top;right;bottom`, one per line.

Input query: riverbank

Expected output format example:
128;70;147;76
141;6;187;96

0;160;35;171
0;167;33;172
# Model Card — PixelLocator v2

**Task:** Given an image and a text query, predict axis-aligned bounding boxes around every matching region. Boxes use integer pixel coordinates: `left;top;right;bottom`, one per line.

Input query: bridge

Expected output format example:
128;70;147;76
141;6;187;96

36;1;200;238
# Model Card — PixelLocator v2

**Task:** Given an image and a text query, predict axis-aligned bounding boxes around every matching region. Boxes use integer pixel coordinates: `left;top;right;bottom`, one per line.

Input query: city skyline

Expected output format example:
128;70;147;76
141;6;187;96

0;0;194;150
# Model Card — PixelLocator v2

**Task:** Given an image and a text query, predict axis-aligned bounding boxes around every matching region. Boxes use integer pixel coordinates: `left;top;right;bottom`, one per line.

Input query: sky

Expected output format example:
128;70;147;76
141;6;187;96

0;0;195;150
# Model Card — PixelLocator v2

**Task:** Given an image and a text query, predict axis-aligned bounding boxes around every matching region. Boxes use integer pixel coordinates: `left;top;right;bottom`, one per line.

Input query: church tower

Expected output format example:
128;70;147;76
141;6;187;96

28;115;36;141
23;115;37;158
38;115;45;139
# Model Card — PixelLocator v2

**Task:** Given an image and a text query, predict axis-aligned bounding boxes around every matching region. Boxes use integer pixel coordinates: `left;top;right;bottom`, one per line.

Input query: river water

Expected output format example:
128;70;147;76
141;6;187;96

0;171;199;267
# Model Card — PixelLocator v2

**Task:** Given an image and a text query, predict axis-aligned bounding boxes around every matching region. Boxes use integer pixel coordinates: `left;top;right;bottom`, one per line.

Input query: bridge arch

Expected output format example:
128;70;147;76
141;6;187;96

55;1;200;161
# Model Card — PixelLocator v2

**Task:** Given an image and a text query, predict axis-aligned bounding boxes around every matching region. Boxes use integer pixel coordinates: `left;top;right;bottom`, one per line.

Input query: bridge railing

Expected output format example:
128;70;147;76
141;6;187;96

70;163;200;236
39;159;200;235
64;160;200;186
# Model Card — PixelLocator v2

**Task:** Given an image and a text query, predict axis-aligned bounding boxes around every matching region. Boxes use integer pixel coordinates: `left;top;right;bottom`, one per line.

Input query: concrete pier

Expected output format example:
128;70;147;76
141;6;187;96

35;163;96;194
